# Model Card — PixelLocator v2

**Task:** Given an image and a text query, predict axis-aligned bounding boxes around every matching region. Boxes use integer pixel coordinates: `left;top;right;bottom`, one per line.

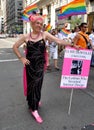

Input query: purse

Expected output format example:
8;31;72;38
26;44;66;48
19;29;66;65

79;33;92;49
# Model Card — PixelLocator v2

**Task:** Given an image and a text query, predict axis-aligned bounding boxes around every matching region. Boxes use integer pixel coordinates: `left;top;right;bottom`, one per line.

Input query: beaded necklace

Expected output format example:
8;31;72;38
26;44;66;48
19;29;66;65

30;32;41;40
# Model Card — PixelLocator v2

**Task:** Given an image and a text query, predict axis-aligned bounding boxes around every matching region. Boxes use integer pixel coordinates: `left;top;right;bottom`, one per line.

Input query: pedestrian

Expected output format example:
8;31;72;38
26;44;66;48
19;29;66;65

13;14;78;124
73;22;93;49
56;28;64;58
68;25;80;42
45;40;51;70
89;28;94;66
49;29;59;70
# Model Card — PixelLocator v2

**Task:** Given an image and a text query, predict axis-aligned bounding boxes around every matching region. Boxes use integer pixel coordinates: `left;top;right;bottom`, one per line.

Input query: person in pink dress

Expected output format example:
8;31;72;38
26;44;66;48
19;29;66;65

13;14;78;124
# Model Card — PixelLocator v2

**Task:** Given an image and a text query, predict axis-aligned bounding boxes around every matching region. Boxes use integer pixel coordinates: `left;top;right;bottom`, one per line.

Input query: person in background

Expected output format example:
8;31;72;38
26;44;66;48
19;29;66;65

60;23;71;40
89;28;94;66
68;25;80;42
43;24;51;70
49;29;59;70
56;28;64;58
73;23;93;49
45;40;51;70
59;23;71;58
42;24;46;31
13;14;78;124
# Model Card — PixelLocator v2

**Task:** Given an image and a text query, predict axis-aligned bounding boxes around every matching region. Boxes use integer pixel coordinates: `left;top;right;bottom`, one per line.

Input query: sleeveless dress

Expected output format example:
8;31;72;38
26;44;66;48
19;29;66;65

25;39;46;111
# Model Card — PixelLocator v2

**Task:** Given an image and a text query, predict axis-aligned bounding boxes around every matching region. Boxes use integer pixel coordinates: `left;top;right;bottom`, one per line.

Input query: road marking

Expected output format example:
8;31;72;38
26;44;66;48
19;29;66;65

0;39;14;43
0;59;19;62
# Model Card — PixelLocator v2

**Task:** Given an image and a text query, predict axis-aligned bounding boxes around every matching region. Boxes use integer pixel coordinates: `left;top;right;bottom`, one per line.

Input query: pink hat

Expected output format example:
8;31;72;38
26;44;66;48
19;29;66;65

29;14;44;22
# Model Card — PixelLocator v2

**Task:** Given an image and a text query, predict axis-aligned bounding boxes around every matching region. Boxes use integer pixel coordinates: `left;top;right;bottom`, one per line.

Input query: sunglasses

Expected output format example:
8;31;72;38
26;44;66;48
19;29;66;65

83;26;88;28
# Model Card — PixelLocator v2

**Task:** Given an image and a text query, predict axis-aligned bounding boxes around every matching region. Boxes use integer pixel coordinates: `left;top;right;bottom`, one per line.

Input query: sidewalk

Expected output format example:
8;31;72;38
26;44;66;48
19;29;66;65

5;37;18;42
0;37;19;48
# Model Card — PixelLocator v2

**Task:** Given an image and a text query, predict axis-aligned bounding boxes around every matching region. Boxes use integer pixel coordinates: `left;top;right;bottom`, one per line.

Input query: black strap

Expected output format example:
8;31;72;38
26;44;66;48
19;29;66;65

79;33;92;49
79;33;88;45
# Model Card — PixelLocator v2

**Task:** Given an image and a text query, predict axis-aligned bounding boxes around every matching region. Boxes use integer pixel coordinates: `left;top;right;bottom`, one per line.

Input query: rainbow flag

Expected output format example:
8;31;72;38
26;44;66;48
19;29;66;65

21;12;29;22
24;4;38;15
46;24;52;32
60;28;70;37
58;0;87;19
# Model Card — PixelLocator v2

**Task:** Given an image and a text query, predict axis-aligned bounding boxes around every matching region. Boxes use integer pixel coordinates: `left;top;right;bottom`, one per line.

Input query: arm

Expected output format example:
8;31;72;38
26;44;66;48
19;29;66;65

44;31;72;46
73;34;79;45
89;39;94;50
13;34;30;65
72;33;81;49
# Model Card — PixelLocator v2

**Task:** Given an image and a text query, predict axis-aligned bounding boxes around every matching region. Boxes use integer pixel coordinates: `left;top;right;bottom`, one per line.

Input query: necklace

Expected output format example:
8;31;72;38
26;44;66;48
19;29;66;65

30;32;41;40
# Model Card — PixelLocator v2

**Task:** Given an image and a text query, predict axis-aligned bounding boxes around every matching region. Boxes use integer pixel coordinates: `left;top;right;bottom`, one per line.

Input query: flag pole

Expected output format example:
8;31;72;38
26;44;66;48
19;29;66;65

68;88;74;115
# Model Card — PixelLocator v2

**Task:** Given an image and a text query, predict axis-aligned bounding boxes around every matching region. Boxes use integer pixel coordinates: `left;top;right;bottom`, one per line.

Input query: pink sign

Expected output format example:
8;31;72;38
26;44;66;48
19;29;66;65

60;47;92;89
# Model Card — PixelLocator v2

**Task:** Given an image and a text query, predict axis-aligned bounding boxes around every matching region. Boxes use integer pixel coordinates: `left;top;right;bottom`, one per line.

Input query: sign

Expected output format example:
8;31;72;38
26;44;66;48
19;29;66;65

60;47;92;89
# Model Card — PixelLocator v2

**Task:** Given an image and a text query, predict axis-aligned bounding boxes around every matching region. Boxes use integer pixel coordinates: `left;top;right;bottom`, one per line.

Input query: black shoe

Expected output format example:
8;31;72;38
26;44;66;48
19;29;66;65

55;67;60;71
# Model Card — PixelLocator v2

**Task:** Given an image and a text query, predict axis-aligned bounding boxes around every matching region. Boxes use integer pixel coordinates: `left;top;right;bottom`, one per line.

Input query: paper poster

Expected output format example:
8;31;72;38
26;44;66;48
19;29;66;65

60;47;92;89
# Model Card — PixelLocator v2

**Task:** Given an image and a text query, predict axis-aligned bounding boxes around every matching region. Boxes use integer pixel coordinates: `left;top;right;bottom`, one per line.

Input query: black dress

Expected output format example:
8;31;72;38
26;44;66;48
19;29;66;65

26;39;46;111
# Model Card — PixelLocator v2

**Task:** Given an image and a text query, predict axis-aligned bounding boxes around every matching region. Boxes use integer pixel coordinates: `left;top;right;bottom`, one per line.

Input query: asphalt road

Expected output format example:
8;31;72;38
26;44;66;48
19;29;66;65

0;38;94;130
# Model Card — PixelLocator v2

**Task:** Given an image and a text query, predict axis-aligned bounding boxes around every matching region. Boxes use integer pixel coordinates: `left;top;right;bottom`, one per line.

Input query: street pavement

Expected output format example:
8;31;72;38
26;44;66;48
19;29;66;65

0;38;94;130
0;37;18;48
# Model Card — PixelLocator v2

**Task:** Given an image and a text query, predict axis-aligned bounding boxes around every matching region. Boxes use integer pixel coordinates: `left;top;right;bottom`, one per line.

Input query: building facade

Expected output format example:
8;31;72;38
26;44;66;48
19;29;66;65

5;0;23;34
0;16;4;33
23;0;94;34
87;0;94;32
0;0;94;35
0;0;4;33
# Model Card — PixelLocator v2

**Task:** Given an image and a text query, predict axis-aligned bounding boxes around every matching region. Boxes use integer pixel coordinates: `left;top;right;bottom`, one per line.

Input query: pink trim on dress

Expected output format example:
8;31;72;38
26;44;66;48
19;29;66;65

23;34;30;96
23;66;27;96
44;50;48;71
23;49;27;96
23;34;48;96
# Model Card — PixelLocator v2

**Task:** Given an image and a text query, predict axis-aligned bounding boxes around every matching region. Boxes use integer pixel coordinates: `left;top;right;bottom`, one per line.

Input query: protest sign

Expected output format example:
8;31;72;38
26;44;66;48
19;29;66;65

60;47;92;89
